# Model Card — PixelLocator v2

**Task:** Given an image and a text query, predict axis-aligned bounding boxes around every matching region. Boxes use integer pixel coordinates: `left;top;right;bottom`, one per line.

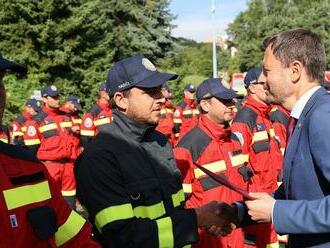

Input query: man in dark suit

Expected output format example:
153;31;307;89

243;28;330;247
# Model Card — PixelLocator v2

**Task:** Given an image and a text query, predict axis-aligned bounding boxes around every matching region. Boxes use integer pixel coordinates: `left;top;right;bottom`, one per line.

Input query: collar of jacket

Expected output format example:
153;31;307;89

42;106;60;116
245;95;271;116
22;111;32;120
183;98;196;107
199;115;231;142
112;109;156;142
97;99;110;111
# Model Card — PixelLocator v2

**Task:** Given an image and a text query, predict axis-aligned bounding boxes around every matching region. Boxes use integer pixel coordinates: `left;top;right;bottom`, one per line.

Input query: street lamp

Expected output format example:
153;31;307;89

211;0;218;78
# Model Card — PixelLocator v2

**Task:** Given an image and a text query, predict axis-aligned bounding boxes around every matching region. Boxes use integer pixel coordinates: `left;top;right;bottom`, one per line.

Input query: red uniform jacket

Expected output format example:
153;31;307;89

80;100;112;148
155;99;175;145
11;111;33;145
0;141;99;247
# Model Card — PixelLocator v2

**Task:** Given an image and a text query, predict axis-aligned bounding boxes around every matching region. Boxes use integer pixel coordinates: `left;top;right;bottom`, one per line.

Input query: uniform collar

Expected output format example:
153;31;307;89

22;111;32;120
59;105;72;114
290;86;321;119
42;106;60;116
113;109;155;141
245;95;271;116
200;115;230;141
97;99;110;111
183;98;196;107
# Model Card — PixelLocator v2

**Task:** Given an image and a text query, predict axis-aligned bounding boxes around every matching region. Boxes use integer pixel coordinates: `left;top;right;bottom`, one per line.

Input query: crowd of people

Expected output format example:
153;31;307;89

1;28;330;247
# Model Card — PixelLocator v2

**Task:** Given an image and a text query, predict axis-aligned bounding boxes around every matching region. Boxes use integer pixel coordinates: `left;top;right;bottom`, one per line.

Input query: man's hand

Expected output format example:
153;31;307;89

195;201;237;236
245;192;275;223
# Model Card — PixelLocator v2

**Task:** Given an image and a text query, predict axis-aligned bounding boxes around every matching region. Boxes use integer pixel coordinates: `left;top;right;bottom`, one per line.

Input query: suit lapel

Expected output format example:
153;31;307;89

283;87;326;198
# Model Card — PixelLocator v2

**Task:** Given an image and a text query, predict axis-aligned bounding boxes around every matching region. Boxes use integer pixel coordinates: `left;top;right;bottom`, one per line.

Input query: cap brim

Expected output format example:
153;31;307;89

136;71;178;88
74;102;82;110
213;89;240;100
0;57;27;75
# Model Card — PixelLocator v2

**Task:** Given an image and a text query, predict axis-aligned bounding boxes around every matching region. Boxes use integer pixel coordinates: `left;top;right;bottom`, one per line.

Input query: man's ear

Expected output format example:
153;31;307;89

113;92;128;110
290;60;303;83
199;99;210;113
248;84;257;94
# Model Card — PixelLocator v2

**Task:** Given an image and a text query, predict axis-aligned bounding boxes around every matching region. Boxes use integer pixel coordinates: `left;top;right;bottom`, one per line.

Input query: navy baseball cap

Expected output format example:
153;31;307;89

67;95;82;110
41;85;60;97
196;78;240;101
184;84;196;93
0;54;27;75
106;56;178;95
99;83;107;92
26;98;41;112
244;67;262;88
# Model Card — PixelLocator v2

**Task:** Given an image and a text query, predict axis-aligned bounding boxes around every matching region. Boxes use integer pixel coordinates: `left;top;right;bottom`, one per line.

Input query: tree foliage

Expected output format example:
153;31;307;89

0;0;174;123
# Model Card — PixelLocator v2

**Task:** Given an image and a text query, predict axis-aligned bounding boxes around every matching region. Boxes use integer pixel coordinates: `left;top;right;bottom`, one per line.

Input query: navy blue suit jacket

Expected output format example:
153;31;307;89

273;87;330;247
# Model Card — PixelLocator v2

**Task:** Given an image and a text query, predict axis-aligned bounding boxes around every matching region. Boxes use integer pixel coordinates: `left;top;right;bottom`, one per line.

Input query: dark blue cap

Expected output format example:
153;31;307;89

26;98;41;112
99;83;107;92
322;80;330;90
67;95;82;110
196;78;240;101
106;56;178;95
184;84;196;93
0;54;27;75
41;85;60;97
244;67;262;88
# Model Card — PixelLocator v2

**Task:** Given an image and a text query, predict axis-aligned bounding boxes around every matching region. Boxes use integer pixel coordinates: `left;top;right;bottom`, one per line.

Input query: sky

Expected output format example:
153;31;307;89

169;0;248;42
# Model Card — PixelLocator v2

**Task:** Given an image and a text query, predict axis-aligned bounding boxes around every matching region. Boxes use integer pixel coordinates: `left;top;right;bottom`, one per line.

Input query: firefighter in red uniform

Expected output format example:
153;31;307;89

22;86;79;208
0;124;10;143
231;68;280;248
173;83;199;139
155;83;175;145
174;78;247;248
0;53;100;247
11;98;41;145
80;83;112;148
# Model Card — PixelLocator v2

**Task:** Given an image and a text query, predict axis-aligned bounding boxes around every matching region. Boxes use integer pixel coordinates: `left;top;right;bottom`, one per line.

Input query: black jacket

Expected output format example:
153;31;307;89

75;110;198;248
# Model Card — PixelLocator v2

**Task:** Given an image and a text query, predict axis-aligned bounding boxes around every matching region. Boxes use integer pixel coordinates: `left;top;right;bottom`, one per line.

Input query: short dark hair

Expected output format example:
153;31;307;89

109;88;132;110
263;28;326;83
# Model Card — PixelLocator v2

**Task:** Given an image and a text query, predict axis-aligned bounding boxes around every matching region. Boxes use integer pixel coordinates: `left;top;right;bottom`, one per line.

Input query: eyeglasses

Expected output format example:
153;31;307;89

252;81;266;85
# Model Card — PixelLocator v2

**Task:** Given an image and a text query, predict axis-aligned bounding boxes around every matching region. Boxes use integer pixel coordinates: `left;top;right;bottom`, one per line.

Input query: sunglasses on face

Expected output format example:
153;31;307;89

252;81;266;85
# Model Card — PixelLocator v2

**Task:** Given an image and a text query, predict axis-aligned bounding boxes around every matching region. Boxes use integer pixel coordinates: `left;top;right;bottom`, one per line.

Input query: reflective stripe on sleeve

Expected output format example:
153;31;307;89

0;138;9;143
21;126;27;132
59;121;72;128
252;131;268;143
13;131;24;136
39;123;58;133
80;130;95;136
55;210;86;247
182;183;192;194
194;160;226;179
61;190;76;196
230;154;249;167
269;128;275;137
134;202;166;219
94;117;111;126
173;119;182;124
3;181;51;210
95;203;134;232
183;110;192;115
156;217;174;248
171;189;185;208
266;242;279;248
24;139;40;146
72;119;82;124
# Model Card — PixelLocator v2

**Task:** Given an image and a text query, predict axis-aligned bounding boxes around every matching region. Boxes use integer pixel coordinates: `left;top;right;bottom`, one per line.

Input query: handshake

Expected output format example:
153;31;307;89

194;201;238;237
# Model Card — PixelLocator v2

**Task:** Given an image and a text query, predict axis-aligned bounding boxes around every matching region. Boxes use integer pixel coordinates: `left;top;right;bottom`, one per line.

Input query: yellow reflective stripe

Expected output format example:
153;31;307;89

94;117;111;126
59;121;72;128
39;123;58;133
252;131;268;143
277;181;282;187
270;107;278;113
21;126;27;132
3;181;51;210
166;109;173;114
277;234;288;243
280;147;285;155
156;217;173;248
182;183;192;194
72;119;82;124
80;130;95;136
171;189;185;208
61;190;76;196
174;133;180;137
55;210;86;247
269;128;275;137
13;131;24;136
173;119;182;124
266;242;279;248
24;139;40;145
160;109;167;114
134;202;166;219
183;110;192;115
194;160;226;179
231;154;249;167
95;203;134;232
183;246;192;248
0;138;9;143
192;109;200;115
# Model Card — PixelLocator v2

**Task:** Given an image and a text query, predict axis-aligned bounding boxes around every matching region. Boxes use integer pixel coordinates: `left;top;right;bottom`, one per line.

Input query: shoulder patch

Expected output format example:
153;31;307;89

27;126;37;137
232;107;258;132
174;109;181;117
176;126;212;162
84;117;93;128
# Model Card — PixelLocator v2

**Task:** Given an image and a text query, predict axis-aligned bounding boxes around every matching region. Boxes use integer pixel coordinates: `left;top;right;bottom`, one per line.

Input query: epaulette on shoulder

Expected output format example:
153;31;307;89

232;107;258;132
89;104;102;117
176;126;211;162
270;109;289;126
16;115;27;125
0;142;38;162
33;111;47;124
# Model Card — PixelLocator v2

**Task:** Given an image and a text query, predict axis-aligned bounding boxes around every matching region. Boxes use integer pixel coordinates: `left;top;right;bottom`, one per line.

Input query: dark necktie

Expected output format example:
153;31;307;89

286;117;297;144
